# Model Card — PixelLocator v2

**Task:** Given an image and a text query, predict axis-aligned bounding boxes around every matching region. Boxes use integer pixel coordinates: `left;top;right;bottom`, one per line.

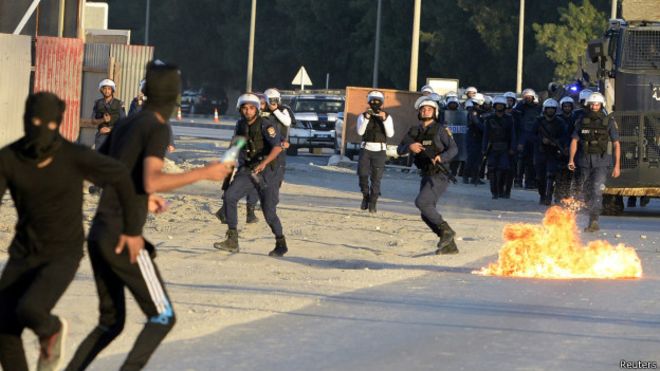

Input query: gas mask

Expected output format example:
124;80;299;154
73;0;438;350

20;92;65;163
369;99;383;114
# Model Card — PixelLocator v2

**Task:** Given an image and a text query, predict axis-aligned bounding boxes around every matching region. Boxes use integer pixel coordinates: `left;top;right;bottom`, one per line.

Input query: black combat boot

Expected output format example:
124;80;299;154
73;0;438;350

545;179;554;206
269;236;288;257
246;204;259;224
436;239;459;255
436;221;457;253
214;229;239;252
584;215;600;233
360;193;369;210
368;195;378;213
215;204;227;224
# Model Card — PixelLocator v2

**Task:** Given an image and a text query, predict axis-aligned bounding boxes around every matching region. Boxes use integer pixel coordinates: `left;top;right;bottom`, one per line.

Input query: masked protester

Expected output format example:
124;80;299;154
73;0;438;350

568;92;621;233
67;61;232;371
356;90;394;212
214;93;288;257
398;97;459;255
0;92;144;371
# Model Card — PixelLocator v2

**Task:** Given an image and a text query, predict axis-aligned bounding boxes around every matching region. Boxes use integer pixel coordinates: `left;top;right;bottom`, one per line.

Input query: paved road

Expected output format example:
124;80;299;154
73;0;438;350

95;247;660;371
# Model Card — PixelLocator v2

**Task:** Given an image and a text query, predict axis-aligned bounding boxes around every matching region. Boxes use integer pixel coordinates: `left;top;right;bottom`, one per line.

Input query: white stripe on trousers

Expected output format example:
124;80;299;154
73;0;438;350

136;249;168;314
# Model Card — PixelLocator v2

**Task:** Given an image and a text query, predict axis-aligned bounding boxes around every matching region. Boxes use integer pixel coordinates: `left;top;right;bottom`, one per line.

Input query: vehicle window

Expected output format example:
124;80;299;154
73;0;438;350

294;99;344;113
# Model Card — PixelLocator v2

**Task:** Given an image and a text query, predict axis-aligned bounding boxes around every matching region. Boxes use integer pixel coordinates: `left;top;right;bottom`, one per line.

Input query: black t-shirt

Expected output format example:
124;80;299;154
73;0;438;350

90;110;170;240
0;140;139;258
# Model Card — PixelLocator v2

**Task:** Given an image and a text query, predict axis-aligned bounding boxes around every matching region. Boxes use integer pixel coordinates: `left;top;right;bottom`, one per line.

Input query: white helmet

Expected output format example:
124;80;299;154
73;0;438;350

464;99;474;109
418;98;439;119
586;92;606;106
465;86;478;94
429;93;442;102
264;88;281;104
522;88;536;98
367;90;385;103
236;93;261;113
420;85;434;95
559;96;574;106
503;91;517;100
542;98;559;109
483;95;493;105
493;96;507;107
578;89;593;103
471;93;485;106
98;78;116;92
445;96;459;105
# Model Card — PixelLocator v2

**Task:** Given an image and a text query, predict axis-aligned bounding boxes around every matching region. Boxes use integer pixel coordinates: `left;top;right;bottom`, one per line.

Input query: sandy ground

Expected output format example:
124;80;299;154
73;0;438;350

0;137;652;369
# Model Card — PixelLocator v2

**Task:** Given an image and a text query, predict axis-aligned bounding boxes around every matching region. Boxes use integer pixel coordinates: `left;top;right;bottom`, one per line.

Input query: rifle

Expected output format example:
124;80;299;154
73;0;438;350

538;121;568;159
422;148;457;184
480;143;492;174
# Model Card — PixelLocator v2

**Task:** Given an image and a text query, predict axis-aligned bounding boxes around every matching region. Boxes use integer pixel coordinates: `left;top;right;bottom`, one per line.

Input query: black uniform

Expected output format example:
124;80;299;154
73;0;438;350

0;93;140;371
399;120;459;254
92;97;126;149
513;101;542;188
66;110;174;371
555;110;576;200
482;112;516;198
533;115;568;205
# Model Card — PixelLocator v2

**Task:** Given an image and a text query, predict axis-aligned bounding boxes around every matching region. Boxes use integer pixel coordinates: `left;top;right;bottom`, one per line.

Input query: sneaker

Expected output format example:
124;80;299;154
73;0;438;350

37;318;68;371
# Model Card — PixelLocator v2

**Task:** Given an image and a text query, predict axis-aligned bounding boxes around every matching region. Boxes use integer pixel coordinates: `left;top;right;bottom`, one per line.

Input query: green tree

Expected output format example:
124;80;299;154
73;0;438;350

533;0;607;83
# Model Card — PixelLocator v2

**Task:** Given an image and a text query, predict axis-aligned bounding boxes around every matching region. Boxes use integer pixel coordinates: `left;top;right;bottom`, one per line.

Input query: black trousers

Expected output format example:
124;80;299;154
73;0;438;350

358;149;386;199
66;237;175;371
0;252;80;371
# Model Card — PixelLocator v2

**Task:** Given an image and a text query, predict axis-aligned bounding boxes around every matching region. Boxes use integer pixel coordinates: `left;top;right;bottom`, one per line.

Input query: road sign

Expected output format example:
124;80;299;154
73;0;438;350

292;66;313;90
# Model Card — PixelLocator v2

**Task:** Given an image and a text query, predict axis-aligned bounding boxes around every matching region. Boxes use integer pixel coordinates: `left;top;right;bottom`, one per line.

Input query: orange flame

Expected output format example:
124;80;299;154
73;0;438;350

473;202;642;279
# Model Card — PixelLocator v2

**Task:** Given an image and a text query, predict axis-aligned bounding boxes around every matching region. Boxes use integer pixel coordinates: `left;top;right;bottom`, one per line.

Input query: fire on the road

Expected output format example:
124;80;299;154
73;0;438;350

473;201;642;279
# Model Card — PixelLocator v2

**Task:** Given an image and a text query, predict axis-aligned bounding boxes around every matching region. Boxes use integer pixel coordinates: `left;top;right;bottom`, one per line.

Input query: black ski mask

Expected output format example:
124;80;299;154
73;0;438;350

143;61;181;120
19;92;65;163
369;99;383;113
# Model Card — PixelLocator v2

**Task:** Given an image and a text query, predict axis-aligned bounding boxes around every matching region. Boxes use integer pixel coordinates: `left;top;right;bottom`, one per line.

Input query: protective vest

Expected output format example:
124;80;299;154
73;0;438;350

410;122;443;175
362;114;387;143
537;116;563;154
236;117;270;169
485;114;512;152
520;104;539;133
579;113;609;155
93;98;123;128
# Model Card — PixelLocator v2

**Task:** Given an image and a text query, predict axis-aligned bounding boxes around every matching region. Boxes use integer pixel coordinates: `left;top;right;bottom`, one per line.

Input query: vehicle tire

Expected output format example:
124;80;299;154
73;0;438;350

287;146;298;156
602;195;624;216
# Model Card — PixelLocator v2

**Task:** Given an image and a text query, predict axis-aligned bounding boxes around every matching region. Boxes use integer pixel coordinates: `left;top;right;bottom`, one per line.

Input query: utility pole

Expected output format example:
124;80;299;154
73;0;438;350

246;0;257;92
516;0;525;94
610;0;617;19
408;0;421;92
372;0;382;88
145;0;151;44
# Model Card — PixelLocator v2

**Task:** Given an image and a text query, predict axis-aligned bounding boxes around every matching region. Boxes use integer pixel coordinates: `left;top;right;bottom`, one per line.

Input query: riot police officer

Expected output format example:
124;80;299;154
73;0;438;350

420;85;434;96
463;93;485;185
465;86;478;102
91;79;125;150
264;88;294;189
568;92;621;232
482;96;516;199
512;88;542;189
398;98;459;254
555;96;576;200
534;99;568;205
356;90;394;212
503;92;517;112
572;89;593;124
214;93;287;256
444;96;466;177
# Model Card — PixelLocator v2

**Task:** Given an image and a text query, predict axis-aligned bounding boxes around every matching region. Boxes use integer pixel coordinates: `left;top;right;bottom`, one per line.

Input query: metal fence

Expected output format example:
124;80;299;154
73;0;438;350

33;36;84;142
109;44;154;107
0;33;31;147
